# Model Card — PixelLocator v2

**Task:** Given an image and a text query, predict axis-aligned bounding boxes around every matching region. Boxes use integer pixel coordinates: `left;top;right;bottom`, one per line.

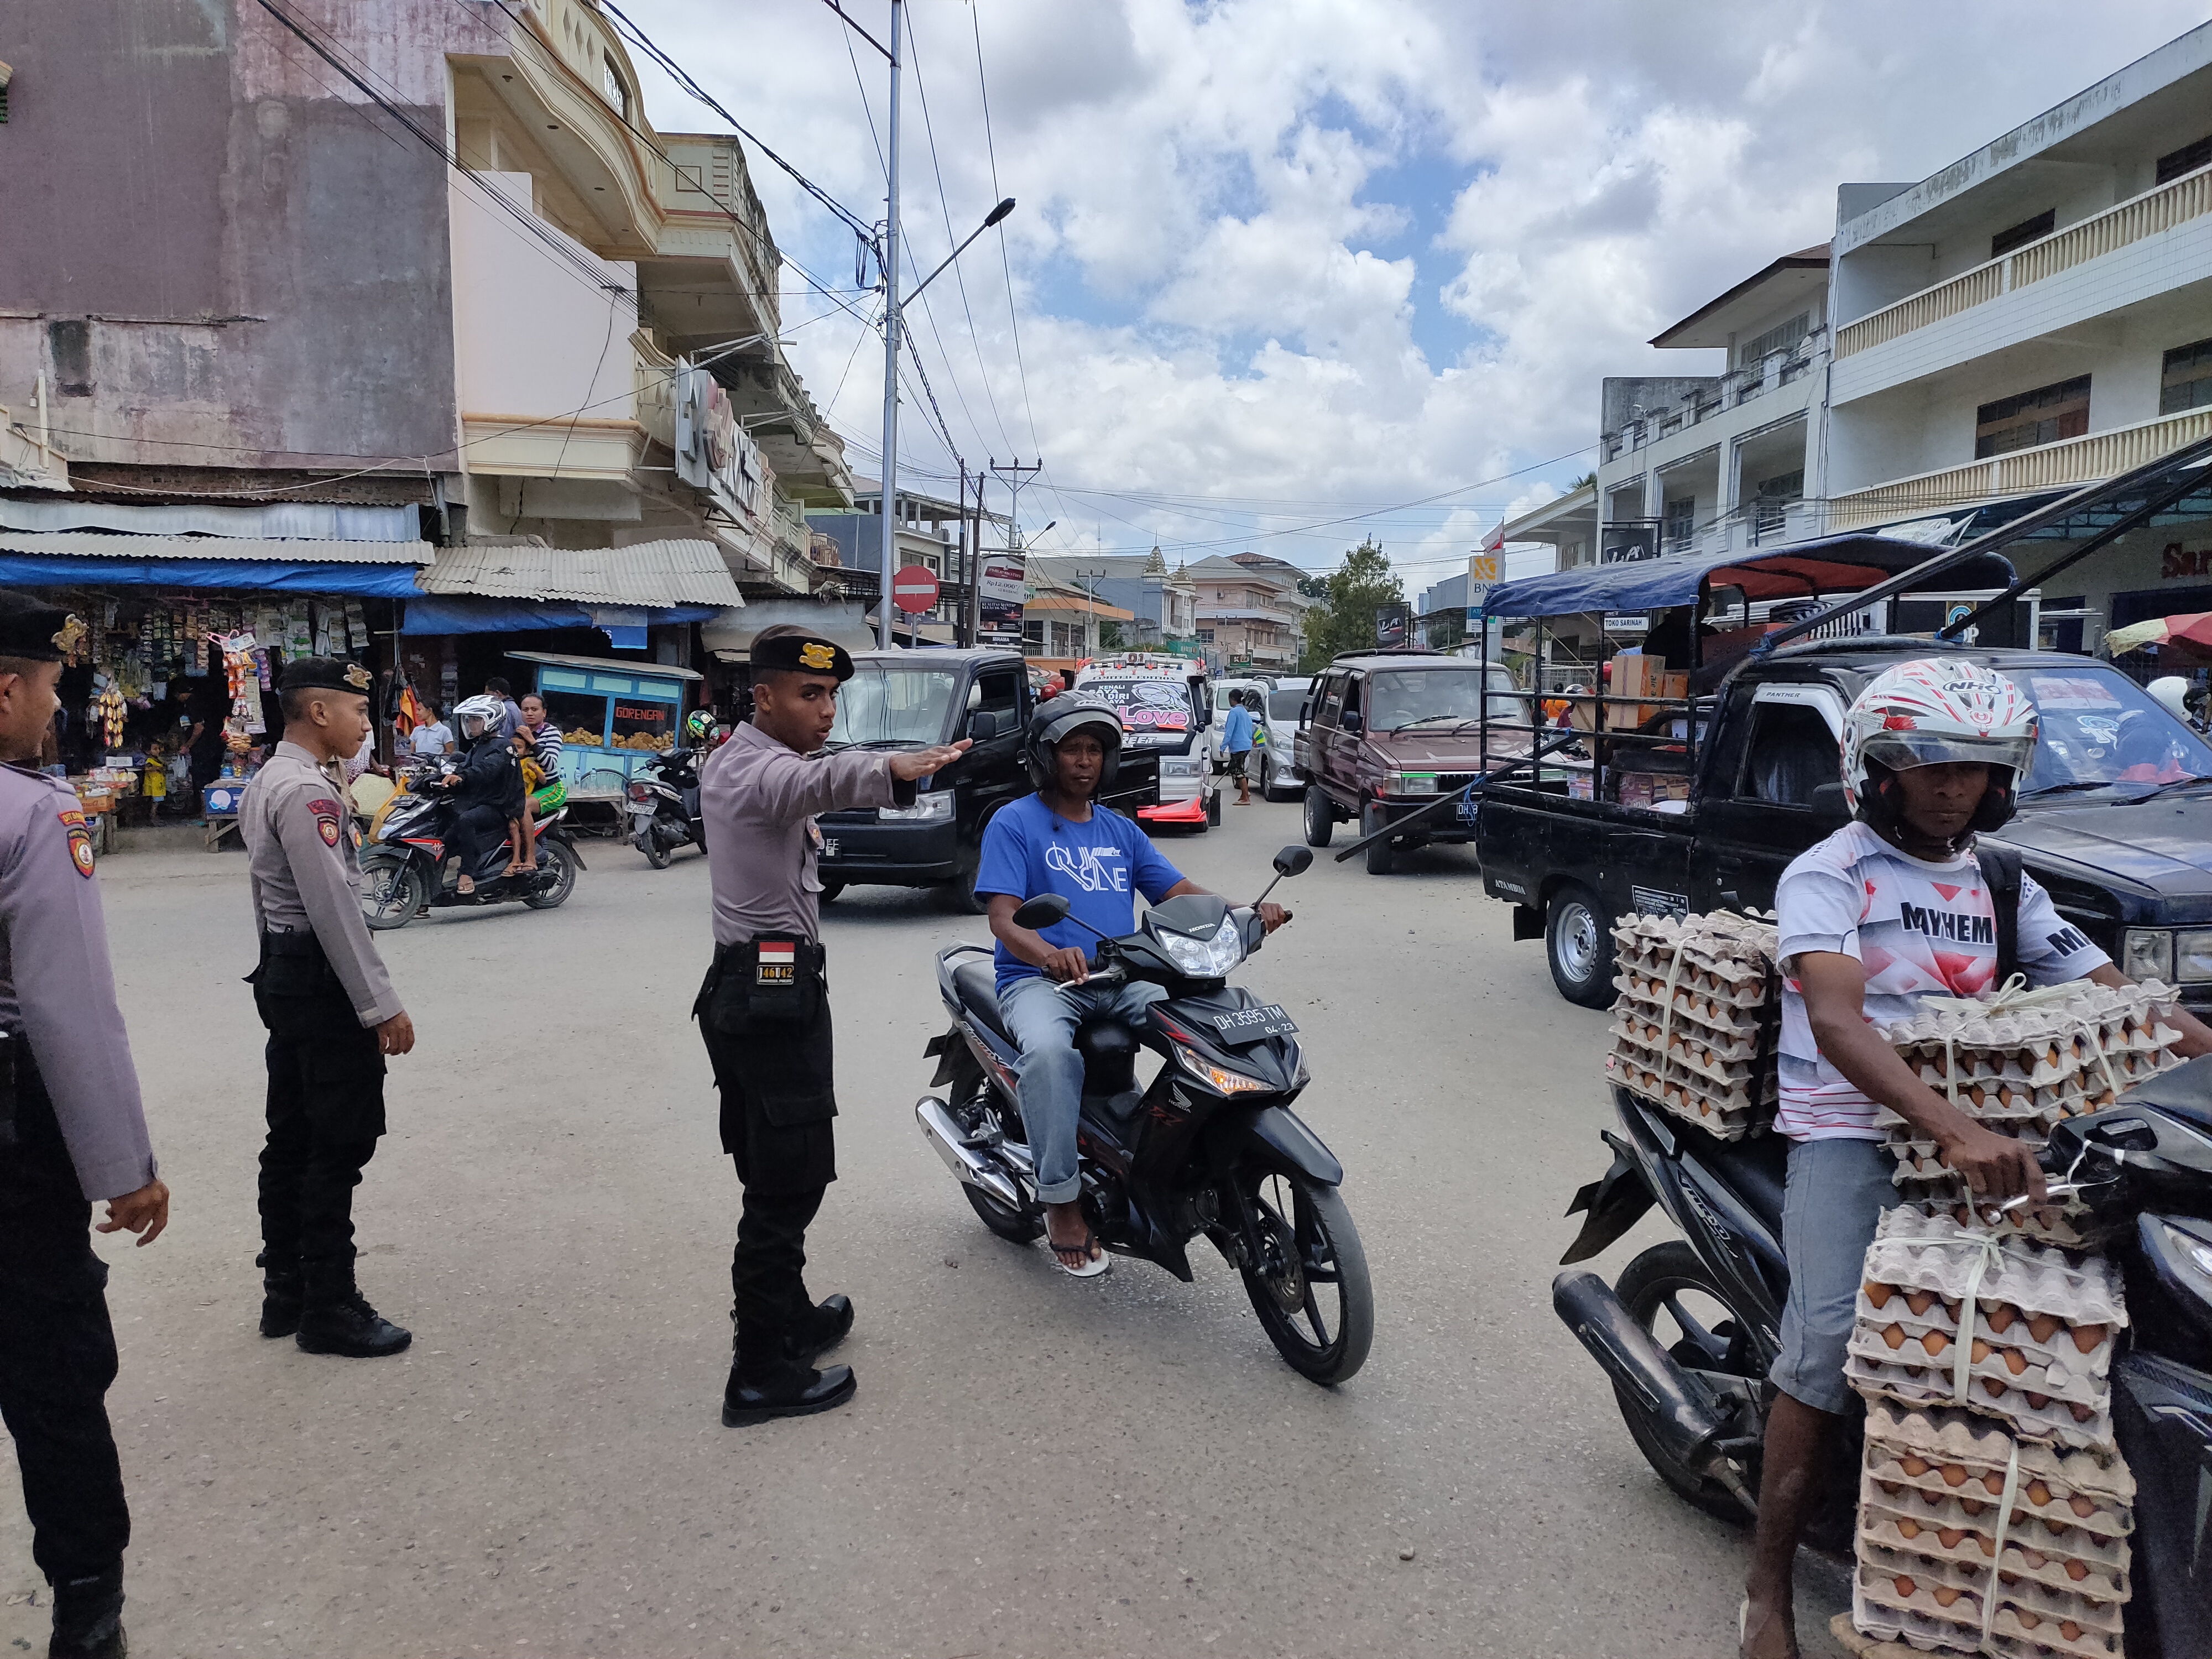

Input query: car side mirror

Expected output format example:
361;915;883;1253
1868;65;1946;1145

1809;781;1851;830
1340;711;1364;735
967;709;999;742
1012;893;1070;930
1274;846;1313;877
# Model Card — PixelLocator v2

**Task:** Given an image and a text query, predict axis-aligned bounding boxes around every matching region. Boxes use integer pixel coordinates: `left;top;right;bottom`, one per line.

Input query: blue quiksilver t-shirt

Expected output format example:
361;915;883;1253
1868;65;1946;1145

974;794;1185;994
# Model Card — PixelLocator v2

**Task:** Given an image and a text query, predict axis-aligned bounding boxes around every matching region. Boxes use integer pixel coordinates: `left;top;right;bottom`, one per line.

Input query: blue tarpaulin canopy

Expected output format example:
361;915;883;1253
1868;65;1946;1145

0;552;426;596
397;595;722;641
1477;534;2018;620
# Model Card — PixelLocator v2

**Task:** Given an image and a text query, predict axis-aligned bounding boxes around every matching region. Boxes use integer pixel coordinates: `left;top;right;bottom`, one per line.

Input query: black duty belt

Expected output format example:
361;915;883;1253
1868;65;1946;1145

253;930;340;997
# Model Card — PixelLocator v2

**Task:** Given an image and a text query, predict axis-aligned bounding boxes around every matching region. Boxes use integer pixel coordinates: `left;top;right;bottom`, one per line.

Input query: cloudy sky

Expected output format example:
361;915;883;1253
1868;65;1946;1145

618;0;2208;590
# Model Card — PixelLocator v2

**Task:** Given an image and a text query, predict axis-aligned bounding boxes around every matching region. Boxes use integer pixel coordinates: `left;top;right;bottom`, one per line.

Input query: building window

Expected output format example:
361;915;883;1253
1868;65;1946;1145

1741;312;1809;365
1991;209;2054;260
2161;337;2212;415
1663;498;1695;547
601;56;629;119
1022;619;1044;652
2157;134;2212;186
1196;628;1214;643
1752;471;1802;538
1975;375;2090;457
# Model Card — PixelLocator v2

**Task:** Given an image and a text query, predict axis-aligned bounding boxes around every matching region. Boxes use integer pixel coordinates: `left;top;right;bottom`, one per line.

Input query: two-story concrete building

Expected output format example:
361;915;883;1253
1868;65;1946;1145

1188;552;1311;672
1025;547;1201;654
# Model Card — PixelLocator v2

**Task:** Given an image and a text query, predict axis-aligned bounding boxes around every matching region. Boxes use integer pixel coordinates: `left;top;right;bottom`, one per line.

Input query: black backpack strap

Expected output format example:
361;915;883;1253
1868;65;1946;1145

1978;841;2023;986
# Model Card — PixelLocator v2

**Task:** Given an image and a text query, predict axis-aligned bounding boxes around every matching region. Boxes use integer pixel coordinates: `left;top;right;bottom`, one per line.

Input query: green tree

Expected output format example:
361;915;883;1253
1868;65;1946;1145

1299;539;1404;671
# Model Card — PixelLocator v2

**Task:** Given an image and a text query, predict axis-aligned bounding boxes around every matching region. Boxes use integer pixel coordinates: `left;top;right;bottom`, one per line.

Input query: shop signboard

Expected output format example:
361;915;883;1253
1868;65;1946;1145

675;362;768;528
977;552;1026;644
1375;603;1410;648
509;651;703;790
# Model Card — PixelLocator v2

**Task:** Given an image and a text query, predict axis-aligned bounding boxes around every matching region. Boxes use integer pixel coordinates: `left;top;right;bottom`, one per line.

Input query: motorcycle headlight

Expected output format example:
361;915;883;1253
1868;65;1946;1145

1156;915;1245;977
1175;1045;1267;1094
2121;927;2174;983
2176;929;2212;984
879;789;955;823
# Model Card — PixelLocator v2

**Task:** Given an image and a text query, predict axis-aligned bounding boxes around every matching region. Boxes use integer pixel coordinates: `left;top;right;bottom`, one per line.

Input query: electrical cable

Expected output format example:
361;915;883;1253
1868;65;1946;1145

969;0;1041;456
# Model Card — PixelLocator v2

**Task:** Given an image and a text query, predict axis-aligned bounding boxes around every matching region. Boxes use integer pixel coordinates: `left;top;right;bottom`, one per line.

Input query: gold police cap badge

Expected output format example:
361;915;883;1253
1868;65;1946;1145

51;615;87;657
799;641;837;671
343;662;373;691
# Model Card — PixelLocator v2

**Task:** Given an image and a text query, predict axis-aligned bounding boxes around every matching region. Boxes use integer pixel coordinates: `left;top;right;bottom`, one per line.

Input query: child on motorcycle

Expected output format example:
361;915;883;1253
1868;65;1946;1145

1739;658;2212;1659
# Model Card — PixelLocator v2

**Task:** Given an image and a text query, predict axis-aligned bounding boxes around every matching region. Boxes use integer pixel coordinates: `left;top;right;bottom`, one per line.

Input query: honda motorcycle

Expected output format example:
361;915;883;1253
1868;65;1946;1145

1552;1056;2212;1656
915;846;1374;1385
358;761;582;929
628;746;706;868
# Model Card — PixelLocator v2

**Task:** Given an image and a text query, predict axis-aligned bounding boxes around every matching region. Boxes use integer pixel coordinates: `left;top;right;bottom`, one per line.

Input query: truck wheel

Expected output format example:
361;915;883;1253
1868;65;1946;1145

1546;882;1617;1008
1361;804;1394;876
1302;784;1334;849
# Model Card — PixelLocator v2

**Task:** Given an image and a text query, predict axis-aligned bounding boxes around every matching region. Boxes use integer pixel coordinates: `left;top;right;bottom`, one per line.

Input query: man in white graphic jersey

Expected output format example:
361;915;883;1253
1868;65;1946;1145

1739;656;2211;1659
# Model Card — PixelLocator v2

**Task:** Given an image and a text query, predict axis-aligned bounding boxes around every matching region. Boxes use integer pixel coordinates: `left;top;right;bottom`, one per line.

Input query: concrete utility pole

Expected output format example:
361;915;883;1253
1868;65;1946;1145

875;0;904;649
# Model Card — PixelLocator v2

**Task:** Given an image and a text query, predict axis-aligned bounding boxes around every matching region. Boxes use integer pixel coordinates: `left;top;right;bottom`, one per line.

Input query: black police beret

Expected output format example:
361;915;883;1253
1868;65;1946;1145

278;656;374;695
0;593;86;663
753;633;854;681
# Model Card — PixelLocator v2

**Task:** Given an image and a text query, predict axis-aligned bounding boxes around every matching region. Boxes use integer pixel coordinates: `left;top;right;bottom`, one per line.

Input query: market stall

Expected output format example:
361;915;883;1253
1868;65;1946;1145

504;649;702;792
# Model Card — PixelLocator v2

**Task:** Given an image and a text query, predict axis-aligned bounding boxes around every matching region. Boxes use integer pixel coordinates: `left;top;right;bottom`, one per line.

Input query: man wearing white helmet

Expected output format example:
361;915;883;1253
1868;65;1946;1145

1740;656;2210;1659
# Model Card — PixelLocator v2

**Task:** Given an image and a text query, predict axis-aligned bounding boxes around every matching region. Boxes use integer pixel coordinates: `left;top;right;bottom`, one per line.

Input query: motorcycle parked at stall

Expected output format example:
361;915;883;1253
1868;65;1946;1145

627;745;706;868
358;760;583;929
914;846;1374;1385
1551;1057;2212;1655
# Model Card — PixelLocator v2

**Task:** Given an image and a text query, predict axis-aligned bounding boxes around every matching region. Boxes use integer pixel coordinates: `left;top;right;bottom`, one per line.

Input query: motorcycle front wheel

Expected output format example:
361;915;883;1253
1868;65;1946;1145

360;853;427;931
1228;1170;1373;1386
524;838;578;909
1611;1241;1762;1522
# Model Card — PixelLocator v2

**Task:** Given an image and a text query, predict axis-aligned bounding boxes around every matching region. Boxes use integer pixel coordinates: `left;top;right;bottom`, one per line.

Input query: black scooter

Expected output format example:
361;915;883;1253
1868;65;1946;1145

914;846;1374;1385
627;747;706;868
358;760;582;928
1552;1057;2212;1656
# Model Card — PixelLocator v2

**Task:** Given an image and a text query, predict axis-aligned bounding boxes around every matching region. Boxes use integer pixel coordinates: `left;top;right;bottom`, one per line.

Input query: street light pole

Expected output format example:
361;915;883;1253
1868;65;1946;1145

875;0;904;649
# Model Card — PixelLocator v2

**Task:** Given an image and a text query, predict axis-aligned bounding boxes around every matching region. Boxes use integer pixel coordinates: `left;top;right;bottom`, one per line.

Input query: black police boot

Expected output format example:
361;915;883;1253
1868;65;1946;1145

723;1322;854;1427
783;1293;854;1364
256;1251;302;1339
296;1268;412;1358
48;1564;124;1659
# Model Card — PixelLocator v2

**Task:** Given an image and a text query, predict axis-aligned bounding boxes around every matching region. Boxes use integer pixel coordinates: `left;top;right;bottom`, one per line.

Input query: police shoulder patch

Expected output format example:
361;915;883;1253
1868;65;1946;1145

307;795;343;848
58;806;95;878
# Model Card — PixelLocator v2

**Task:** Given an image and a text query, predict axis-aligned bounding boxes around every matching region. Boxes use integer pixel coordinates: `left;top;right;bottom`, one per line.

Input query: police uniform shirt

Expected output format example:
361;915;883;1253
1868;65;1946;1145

698;721;905;946
239;740;403;1027
0;762;158;1201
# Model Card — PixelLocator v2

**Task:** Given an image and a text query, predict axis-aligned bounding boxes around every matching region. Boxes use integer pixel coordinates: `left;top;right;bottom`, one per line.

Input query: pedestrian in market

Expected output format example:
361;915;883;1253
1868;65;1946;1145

698;624;969;1425
0;593;171;1659
1221;687;1257;805
239;658;417;1359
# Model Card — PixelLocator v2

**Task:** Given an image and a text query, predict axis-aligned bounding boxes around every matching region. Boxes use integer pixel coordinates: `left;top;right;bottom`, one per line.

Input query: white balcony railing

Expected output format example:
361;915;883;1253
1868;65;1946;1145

1830;406;2212;529
1600;330;1826;462
1836;163;2212;361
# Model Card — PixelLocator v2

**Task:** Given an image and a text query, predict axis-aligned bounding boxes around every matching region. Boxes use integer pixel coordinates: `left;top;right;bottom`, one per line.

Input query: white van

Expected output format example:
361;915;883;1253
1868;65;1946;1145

1073;653;1217;829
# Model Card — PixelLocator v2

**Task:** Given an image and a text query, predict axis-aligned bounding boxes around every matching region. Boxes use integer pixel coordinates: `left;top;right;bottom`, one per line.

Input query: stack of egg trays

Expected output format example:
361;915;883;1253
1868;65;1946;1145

1882;985;2185;1130
1606;910;1780;1141
1854;1402;2132;1659
1845;1208;2126;1452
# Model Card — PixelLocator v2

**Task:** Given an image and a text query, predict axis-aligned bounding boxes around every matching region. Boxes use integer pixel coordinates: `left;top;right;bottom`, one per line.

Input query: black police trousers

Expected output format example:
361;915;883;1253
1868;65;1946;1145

253;954;386;1293
696;942;837;1340
0;1051;130;1586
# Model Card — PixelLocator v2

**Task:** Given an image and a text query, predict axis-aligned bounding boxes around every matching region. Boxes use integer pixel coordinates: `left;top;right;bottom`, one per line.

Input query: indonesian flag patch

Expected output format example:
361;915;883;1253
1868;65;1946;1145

308;796;342;848
756;940;797;985
59;807;95;879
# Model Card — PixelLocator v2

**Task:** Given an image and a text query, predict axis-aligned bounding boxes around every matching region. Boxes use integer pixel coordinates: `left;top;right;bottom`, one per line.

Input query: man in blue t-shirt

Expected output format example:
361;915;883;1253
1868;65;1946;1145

975;698;1287;1277
1220;690;1256;806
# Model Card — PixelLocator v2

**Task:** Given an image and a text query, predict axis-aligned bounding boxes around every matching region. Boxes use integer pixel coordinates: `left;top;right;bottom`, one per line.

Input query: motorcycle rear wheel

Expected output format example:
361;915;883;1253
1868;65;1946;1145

1230;1171;1373;1386
361;854;427;931
523;838;578;909
1611;1241;1762;1522
963;1181;1044;1243
639;831;674;870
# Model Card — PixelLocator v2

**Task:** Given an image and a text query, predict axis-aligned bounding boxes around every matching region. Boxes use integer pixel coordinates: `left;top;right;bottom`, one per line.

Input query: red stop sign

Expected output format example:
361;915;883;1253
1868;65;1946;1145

891;565;940;614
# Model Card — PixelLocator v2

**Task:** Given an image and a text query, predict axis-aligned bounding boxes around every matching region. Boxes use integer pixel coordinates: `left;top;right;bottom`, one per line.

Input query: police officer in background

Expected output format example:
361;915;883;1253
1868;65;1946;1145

699;624;969;1425
0;595;169;1659
239;658;416;1358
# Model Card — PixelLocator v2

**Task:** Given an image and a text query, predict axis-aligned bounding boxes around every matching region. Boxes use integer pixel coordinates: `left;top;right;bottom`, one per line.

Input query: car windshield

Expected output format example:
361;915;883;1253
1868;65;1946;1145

1081;678;1193;732
825;666;958;748
2008;666;2212;792
1268;688;1309;722
1366;669;1525;732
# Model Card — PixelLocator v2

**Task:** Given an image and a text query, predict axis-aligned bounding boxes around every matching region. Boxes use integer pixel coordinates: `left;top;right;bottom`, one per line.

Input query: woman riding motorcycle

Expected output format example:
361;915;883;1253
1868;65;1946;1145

434;694;524;898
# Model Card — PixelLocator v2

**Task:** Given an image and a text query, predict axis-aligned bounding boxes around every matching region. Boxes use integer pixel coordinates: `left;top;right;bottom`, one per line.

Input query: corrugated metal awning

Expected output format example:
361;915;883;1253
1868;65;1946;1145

421;539;743;607
0;530;435;564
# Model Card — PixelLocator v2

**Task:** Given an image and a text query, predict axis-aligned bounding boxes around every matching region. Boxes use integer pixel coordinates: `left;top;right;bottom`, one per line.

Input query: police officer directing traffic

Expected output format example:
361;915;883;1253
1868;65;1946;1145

239;658;416;1358
0;594;169;1659
698;624;969;1425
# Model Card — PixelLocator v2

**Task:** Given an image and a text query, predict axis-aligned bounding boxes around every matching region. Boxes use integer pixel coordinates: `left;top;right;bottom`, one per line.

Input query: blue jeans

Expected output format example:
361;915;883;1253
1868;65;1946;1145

997;974;1166;1204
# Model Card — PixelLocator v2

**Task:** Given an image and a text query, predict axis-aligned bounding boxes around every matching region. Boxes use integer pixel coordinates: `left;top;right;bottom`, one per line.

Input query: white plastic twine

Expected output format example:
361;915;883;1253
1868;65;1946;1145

1976;1441;2024;1656
1655;931;1689;1068
1949;1230;2005;1408
1921;975;2125;1103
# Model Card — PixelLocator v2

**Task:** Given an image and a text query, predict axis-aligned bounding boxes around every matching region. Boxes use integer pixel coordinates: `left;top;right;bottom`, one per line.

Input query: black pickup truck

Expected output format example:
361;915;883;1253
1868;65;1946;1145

1476;637;2212;1010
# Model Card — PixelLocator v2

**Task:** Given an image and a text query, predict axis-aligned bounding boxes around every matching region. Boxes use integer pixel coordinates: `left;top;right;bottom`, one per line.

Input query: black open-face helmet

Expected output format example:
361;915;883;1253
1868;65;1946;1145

1024;695;1123;792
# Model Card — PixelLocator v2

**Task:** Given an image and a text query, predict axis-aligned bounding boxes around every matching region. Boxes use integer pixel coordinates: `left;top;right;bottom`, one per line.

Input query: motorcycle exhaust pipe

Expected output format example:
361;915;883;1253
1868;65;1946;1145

914;1096;1027;1213
1552;1270;1752;1507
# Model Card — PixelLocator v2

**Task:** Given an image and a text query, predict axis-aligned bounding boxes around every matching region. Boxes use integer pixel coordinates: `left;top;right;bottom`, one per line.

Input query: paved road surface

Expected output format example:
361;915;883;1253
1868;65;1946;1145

1;796;1845;1656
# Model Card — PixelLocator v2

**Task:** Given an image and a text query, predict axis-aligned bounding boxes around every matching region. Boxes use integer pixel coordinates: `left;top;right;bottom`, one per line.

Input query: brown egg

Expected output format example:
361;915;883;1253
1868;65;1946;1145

2002;1348;2029;1376
1906;1289;1938;1317
2025;1389;2050;1408
2072;1323;2107;1353
2015;1606;2041;1629
1893;1575;1917;1598
2000;1571;2021;1588
1976;1535;1996;1557
1897;1516;1922;1538
1983;1378;2010;1399
2025;1480;2052;1506
2029;1312;2063;1344
1938;1526;1967;1548
1864;1280;1893;1308
1960;1499;1986;1516
1986;1304;2018;1334
2044;1518;2069;1537
1971;1338;1992;1364
1942;1297;1962;1322
2018;1548;2045;1569
1921;1329;1950;1357
1933;1585;1963;1608
2061;1622;2082;1642
1880;1479;1905;1496
1901;1457;1930;1477
1942;1463;1970;1488
2069;1401;2096;1422
2065;1559;2089;1582
1968;1084;1987;1108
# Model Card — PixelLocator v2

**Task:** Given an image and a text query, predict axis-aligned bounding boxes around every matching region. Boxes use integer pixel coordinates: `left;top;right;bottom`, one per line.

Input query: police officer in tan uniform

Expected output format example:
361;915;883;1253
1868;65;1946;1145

239;658;416;1358
0;594;169;1659
699;625;969;1425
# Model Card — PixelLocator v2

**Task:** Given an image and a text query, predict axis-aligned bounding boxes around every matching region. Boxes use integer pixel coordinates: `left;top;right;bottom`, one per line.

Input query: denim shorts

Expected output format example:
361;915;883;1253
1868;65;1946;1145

1771;1136;1896;1416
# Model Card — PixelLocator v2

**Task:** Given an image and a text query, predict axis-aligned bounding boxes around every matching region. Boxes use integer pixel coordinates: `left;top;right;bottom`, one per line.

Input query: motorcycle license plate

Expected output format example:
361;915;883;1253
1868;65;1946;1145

821;838;839;857
1208;1004;1298;1045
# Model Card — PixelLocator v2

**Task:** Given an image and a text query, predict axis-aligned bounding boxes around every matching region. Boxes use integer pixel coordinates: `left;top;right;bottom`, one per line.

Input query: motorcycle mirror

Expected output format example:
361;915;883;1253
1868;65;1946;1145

1273;847;1313;877
1012;893;1071;930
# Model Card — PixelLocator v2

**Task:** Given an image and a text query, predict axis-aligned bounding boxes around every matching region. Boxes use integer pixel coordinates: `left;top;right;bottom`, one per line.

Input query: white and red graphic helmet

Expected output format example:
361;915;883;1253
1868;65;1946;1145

1840;658;2038;832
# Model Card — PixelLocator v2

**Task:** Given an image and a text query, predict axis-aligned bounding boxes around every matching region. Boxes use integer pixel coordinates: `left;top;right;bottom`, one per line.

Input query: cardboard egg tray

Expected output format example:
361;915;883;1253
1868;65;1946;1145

1881;982;2185;1100
1860;1540;2124;1633
1609;910;1780;1140
1881;1178;2104;1252
1849;1352;2111;1450
1853;1574;2122;1659
1604;1052;1769;1137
